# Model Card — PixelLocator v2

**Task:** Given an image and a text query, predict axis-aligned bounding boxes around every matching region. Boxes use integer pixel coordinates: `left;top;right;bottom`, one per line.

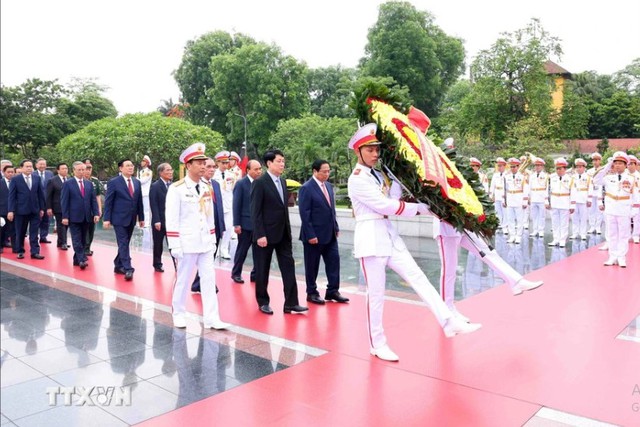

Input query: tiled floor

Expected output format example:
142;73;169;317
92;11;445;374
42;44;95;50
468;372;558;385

0;221;629;426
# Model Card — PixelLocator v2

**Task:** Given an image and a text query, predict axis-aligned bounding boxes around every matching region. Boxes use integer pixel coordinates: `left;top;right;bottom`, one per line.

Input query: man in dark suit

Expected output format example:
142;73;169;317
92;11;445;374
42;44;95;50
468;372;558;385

7;159;46;259
191;157;224;293
103;159;145;280
149;163;174;272
61;161;100;269
83;159;103;256
231;159;262;284
33;158;54;243
0;165;16;252
251;149;307;315
298;160;349;305
46;163;70;250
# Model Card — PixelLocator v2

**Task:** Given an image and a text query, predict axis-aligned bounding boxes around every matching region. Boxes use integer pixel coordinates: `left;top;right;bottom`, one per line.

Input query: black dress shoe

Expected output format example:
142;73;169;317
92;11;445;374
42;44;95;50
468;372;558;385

114;267;126;275
17;253;24;259
259;305;274;315
250;276;256;283
31;254;45;260
59;244;68;250
231;276;245;284
79;261;88;270
73;261;80;266
124;270;134;281
85;250;93;256
325;292;350;303
283;305;309;314
306;294;325;305
40;239;52;244
3;242;11;248
154;266;164;272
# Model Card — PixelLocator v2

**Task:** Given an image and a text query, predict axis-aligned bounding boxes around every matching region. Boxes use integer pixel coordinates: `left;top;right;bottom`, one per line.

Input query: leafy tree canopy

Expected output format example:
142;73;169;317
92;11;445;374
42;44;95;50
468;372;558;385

360;1;465;118
52;113;224;178
308;66;358;119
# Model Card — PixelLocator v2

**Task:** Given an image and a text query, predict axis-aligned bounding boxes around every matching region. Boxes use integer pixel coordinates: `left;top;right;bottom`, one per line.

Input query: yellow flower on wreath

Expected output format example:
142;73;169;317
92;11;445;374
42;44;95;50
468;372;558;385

369;99;484;216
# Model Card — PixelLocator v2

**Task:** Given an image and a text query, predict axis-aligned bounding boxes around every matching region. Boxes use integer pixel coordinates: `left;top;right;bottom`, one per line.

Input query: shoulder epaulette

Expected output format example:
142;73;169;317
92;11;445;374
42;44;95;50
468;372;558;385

173;179;186;187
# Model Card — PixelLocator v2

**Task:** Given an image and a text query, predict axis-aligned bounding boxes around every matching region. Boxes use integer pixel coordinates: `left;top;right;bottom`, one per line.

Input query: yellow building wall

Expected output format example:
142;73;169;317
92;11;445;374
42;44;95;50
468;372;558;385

551;76;565;110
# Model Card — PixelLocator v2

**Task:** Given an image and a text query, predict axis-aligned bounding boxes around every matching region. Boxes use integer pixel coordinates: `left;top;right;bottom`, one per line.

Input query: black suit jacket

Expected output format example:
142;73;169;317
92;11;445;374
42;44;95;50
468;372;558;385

8;174;46;215
46;175;66;214
0;178;9;216
210;179;225;241
233;176;253;231
103;175;144;227
298;179;339;245
149;179;169;226
251;172;290;245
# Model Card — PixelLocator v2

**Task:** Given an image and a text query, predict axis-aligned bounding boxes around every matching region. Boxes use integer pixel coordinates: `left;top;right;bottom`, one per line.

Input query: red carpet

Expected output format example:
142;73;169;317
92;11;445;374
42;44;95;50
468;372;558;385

4;241;639;426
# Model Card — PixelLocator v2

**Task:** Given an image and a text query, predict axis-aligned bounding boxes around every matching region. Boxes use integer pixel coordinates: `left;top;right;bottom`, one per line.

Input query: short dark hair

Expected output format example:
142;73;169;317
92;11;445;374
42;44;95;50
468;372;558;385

312;159;329;172
2;165;14;173
56;162;68;171
83;158;92;164
263;149;284;165
19;159;32;167
117;159;131;168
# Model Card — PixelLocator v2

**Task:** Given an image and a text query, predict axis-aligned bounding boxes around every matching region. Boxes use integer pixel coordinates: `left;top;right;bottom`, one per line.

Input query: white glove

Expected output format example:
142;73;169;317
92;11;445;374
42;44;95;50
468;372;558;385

0;217;4;227
171;248;184;259
417;203;430;215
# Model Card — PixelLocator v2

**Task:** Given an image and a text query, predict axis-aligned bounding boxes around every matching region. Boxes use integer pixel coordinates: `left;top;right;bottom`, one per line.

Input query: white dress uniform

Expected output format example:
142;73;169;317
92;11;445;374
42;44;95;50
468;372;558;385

166;146;227;329
349;163;456;350
546;166;572;247
593;153;640;266
489;162;507;230
520;169;532;229
433;218;541;314
587;164;604;234
529;168;549;237
503;168;529;243
569;170;593;240
213;168;237;259
138;164;152;228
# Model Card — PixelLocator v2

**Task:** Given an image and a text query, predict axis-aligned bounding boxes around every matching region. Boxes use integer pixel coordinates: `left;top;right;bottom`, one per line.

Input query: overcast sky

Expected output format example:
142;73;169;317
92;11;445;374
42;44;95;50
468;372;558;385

2;0;639;115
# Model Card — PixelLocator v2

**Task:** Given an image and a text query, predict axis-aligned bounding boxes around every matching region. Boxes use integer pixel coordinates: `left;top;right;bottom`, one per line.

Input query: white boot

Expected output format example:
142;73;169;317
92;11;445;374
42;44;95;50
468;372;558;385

512;278;543;295
603;257;617;266
451;306;470;323
618;257;627;268
599;242;609;251
370;344;399;361
443;316;482;338
204;320;231;330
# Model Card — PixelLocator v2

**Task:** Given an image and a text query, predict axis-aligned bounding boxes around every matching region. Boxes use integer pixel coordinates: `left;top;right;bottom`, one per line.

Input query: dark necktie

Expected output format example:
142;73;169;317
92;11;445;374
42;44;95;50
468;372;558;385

195;183;200;194
166;181;171;190
536;173;539;178
371;169;381;184
127;178;134;196
222;171;225;179
618;174;622;181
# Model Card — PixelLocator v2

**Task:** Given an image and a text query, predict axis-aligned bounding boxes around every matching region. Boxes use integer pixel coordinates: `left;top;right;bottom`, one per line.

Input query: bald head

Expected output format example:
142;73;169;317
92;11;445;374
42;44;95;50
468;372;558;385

246;159;263;180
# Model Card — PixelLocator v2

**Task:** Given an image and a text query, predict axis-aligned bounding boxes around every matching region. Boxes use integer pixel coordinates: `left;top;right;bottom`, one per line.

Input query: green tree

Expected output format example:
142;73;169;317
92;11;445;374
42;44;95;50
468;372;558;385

612;57;640;95
308;66;358;119
0;79;72;158
360;1;465;117
589;91;640;138
209;42;310;155
558;81;590;139
268;115;356;183
53;113;224;178
173;31;255;131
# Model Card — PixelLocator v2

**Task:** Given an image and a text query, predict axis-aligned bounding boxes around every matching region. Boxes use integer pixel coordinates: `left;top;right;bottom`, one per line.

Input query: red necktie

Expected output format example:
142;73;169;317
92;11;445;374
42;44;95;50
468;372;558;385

321;182;331;206
127;178;134;197
79;180;85;197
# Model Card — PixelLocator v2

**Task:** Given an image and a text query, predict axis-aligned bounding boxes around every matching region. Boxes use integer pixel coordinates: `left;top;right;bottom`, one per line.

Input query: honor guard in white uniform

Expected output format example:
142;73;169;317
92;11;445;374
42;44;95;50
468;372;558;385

489;158;507;231
213;150;237;259
503;158;529;244
470;157;489;193
519;155;532;229
529;158;548;237
138;155;153;228
228;151;243;180
433;218;542;321
347;123;481;362
546;158;572;247
593;151;640;267
569;158;593;240
628;155;640;244
587;152;604;234
166;143;230;330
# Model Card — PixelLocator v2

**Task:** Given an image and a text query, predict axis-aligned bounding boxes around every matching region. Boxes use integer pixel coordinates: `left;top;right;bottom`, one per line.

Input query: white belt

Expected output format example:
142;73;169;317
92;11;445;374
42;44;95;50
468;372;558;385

355;213;388;222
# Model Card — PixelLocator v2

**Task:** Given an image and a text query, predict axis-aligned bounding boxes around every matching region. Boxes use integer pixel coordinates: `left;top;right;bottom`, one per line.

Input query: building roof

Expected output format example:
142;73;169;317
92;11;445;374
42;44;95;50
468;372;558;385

544;60;571;77
564;138;640;153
